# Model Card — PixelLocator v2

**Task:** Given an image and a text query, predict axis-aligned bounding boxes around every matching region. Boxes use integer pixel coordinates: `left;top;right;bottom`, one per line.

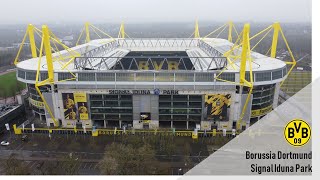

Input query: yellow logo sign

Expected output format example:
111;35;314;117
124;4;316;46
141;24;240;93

284;119;311;147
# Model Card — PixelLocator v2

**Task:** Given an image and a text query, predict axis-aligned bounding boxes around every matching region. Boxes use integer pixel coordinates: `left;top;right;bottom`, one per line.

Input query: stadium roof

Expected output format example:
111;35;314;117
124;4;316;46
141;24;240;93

16;38;286;72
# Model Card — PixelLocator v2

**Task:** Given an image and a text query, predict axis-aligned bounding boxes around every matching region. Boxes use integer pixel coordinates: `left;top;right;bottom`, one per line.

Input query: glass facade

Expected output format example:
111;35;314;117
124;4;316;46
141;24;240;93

242;84;275;116
158;95;202;129
90;94;133;127
159;95;202;121
27;84;51;115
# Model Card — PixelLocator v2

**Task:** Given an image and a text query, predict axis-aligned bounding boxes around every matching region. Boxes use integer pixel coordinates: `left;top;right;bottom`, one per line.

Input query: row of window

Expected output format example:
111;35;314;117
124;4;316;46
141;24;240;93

159;95;202;102
159;115;201;121
159;101;202;108
250;84;275;110
91;108;133;114
90;94;131;100
91;101;132;107
159;109;201;114
91;114;132;121
17;67;287;83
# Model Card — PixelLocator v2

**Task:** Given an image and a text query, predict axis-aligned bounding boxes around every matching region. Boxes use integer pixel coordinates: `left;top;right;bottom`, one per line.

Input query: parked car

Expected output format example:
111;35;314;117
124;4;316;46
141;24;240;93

0;141;9;146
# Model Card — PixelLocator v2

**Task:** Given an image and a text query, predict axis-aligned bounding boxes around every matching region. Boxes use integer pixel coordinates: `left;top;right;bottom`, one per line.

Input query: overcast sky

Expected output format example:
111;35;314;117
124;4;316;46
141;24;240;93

0;0;311;24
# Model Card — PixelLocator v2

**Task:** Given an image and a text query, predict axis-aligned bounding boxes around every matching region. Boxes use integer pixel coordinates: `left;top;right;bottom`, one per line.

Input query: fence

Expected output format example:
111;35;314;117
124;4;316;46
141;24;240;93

12;124;240;139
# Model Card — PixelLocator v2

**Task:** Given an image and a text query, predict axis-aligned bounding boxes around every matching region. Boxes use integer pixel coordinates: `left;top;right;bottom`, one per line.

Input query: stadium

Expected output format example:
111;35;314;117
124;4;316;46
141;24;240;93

14;22;295;132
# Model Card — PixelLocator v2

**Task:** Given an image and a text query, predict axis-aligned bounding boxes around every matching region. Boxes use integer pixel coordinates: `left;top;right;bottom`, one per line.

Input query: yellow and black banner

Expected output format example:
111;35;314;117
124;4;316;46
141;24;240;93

28;98;44;108
140;112;151;123
205;94;231;121
62;93;77;120
74;92;89;120
251;105;273;117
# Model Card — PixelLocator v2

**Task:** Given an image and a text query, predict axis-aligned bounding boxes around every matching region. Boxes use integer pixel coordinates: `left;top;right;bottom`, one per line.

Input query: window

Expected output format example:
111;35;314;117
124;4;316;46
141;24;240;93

217;73;235;82
78;73;95;81
155;73;174;82
245;72;254;82
136;73;154;81
18;70;25;79
58;73;75;81
272;70;283;80
175;73;194;82
255;72;271;82
26;71;36;80
195;73;213;82
283;67;287;76
40;72;48;81
116;73;134;81
90;94;103;100
96;73;115;81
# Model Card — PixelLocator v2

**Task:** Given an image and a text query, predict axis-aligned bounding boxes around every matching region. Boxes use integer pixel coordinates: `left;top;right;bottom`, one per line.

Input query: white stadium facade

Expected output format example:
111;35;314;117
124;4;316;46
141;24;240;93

15;22;292;131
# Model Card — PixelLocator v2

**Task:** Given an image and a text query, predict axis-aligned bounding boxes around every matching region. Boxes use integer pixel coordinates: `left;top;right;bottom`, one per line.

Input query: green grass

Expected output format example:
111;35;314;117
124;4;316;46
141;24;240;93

0;71;26;98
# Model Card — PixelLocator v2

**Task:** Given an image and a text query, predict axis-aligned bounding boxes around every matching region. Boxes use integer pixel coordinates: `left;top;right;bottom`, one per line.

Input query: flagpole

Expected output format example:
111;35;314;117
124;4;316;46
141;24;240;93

31;123;35;139
5;124;11;140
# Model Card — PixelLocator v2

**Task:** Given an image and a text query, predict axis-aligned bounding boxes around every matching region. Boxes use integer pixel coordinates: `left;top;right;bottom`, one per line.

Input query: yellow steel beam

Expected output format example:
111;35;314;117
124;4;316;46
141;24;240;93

90;24;115;39
194;20;200;38
118;22;125;38
34;28;58;127
224;25;273;56
278;26;296;87
28;24;38;58
203;23;227;39
238;86;253;125
228;21;233;42
14;30;28;65
251;27;273;51
76;27;85;46
271;22;280;58
85;22;91;43
239;24;250;85
237;24;253;128
233;24;239;37
42;25;54;83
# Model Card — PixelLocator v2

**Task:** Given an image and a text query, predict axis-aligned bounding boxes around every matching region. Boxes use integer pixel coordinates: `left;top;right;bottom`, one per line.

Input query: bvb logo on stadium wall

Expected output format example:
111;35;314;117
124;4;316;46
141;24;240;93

284;119;311;147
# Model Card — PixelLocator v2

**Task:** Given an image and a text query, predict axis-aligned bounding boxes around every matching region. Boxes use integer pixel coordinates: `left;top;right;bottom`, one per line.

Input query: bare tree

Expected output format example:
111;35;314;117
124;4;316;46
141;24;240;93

4;155;30;175
58;154;80;175
99;143;158;175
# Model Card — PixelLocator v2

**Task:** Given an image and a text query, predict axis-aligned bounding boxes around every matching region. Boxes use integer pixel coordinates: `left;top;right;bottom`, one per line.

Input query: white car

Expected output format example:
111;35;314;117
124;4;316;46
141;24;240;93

0;141;9;146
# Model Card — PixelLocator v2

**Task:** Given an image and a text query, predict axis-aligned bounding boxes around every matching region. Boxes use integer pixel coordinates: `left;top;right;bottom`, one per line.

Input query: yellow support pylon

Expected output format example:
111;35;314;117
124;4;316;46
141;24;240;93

238;23;253;130
14;24;40;65
28;24;38;58
118;22;125;38
228;21;233;42
42;25;54;83
34;25;59;127
85;22;91;43
271;22;280;58
194;20;200;38
239;24;251;86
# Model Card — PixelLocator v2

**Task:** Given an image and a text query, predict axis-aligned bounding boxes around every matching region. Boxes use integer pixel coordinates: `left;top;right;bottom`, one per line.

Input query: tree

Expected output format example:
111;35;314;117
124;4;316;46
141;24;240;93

99;143;158;175
98;156;118;175
35;161;61;175
4;155;30;175
159;135;176;157
59;154;80;175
